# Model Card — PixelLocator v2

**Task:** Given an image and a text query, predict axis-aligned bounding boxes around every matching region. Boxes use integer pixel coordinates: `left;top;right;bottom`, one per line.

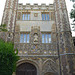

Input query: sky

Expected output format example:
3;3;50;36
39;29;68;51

0;0;75;36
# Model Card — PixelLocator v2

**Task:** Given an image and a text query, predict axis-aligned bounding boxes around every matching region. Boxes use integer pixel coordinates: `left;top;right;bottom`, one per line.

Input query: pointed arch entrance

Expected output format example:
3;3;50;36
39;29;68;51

16;62;37;75
44;72;55;75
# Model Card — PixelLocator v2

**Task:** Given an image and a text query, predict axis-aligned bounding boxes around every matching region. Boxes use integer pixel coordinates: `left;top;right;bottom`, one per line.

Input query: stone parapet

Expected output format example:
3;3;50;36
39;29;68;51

18;3;54;10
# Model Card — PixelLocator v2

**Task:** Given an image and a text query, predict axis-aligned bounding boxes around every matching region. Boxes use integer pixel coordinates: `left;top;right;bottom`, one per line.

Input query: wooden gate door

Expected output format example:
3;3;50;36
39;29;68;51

16;62;37;75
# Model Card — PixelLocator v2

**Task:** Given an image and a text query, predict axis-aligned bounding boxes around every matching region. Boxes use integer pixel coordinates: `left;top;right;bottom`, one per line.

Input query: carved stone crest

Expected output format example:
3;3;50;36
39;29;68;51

34;33;38;44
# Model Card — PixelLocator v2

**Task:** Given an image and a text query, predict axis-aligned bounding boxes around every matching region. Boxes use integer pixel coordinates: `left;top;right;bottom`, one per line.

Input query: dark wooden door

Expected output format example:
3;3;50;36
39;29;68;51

16;62;37;75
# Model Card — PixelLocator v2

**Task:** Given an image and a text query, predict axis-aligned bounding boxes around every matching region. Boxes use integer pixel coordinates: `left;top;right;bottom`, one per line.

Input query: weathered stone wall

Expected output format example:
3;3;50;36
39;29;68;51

2;0;18;32
15;56;59;75
1;0;19;42
14;22;59;75
54;0;75;75
14;25;58;55
1;1;75;75
16;21;54;32
0;31;14;42
0;32;7;41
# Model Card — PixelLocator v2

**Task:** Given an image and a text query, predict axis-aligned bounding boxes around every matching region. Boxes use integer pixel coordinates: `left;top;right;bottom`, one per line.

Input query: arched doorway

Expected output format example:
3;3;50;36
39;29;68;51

44;72;55;75
16;62;37;75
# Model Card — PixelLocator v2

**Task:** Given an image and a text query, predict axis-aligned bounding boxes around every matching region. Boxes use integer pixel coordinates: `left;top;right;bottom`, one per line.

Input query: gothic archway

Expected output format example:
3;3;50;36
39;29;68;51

44;72;55;75
16;62;37;75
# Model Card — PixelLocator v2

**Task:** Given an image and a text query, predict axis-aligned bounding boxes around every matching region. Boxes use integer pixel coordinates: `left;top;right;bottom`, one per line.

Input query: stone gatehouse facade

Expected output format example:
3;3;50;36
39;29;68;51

1;0;75;75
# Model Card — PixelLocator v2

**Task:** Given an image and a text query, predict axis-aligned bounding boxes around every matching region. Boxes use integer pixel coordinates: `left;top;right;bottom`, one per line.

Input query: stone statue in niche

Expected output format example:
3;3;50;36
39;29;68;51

34;33;38;44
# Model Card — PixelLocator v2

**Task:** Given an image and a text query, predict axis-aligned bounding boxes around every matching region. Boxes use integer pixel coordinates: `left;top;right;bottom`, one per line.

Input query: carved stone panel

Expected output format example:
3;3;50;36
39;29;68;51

42;60;58;74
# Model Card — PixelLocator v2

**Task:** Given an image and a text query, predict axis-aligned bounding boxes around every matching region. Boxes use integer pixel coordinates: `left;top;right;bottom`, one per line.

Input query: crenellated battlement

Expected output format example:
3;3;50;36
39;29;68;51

18;3;53;6
18;3;54;10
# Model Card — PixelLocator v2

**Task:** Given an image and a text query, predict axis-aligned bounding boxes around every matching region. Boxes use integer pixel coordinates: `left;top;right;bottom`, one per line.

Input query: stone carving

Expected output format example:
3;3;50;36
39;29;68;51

34;33;38;44
42;60;58;74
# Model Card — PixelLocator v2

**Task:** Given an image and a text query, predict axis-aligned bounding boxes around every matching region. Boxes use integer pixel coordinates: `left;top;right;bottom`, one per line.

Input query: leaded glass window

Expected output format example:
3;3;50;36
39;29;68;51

45;34;48;43
27;34;29;43
20;34;23;43
42;34;51;43
47;14;49;21
22;14;25;20
42;34;44;43
42;14;44;20
42;13;50;21
24;34;26;43
20;34;30;43
28;14;30;20
49;34;51;43
22;13;30;20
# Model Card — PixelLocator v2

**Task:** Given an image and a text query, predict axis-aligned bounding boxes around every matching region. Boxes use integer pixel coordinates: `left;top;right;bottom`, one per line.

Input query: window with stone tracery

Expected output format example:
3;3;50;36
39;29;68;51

22;13;30;20
20;34;30;43
42;34;51;43
42;13;50;21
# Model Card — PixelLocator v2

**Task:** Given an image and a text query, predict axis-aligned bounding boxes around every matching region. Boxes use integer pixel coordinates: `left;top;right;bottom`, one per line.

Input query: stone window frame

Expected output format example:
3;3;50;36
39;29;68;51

51;12;54;21
17;12;21;20
20;32;30;43
42;32;51;43
41;12;50;21
22;12;30;20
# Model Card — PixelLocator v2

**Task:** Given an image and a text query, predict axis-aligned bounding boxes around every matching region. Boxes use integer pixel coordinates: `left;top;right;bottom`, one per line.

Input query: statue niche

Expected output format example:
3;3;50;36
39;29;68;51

33;33;38;44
